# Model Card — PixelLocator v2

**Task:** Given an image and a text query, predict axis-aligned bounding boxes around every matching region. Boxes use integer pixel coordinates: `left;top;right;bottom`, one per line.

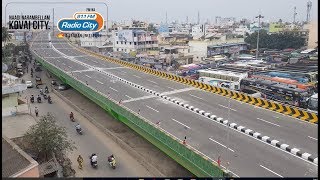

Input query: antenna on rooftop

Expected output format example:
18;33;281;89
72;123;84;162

197;11;200;24
306;1;312;23
166;11;168;24
293;6;297;23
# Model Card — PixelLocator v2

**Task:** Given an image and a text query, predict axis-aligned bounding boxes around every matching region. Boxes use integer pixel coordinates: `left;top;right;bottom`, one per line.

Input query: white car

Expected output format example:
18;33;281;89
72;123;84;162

26;81;33;88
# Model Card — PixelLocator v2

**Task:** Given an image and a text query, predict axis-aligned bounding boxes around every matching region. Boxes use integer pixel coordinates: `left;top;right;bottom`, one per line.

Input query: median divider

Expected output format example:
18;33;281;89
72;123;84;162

32;50;231;177
67;41;318;124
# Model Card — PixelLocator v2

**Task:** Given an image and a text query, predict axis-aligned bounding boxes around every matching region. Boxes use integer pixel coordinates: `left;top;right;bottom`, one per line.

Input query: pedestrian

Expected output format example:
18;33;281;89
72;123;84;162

35;107;39;117
217;156;221;167
182;136;187;145
138;109;140;114
77;155;84;170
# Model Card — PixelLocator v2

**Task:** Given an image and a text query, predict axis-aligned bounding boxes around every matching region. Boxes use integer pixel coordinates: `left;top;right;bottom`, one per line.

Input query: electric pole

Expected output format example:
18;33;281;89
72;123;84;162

255;14;264;60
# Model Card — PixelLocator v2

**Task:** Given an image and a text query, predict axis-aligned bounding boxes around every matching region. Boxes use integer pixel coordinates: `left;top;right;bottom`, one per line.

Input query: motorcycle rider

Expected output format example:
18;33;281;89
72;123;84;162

70;112;74;121
90;153;98;166
30;95;34;103
48;95;52;103
75;123;81;132
108;154;116;168
37;95;41;103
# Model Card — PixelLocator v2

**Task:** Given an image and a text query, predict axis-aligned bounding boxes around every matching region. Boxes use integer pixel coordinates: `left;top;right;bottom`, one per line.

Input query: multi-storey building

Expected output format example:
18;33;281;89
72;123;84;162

113;29;158;53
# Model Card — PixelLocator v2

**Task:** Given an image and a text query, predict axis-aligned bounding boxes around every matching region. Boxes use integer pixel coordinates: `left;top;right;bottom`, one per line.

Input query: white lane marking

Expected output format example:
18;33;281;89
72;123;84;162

259;165;283;177
167;87;175;90
189;94;203;100
125;95;132;99
133;75;141;78
148;80;158;84
85;75;91;78
218;104;237;112
308;136;318;141
171;118;191;129
257;118;281;127
146;105;159;113
96;80;104;85
109;87;118;92
208;138;235;152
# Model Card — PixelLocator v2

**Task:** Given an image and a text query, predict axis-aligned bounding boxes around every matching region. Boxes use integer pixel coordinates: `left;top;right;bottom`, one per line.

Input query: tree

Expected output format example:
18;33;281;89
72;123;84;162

244;30;305;50
2;27;12;43
24;113;76;161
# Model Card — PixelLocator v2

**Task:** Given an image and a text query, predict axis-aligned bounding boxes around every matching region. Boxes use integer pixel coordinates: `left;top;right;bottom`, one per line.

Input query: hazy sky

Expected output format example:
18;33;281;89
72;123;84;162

2;0;318;24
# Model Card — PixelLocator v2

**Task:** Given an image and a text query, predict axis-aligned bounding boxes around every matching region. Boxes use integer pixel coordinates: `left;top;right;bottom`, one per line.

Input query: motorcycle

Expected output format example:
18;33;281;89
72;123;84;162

108;156;116;169
45;89;49;94
37;97;42;103
70;116;75;122
89;156;98;168
43;94;48;100
30;97;34;103
76;128;83;135
48;98;52;104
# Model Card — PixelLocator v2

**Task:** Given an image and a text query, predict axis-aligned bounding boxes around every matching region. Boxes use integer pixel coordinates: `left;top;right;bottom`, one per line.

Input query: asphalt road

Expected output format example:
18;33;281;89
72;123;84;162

21;70;154;177
29;31;318;177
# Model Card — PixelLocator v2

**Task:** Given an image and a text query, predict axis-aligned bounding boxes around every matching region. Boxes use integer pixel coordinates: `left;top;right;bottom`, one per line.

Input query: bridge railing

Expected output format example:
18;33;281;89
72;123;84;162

31;50;230;177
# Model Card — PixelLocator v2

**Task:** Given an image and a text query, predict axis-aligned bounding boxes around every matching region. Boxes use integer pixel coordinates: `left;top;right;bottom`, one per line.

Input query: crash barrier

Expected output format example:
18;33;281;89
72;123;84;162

68;42;318;124
32;51;230;177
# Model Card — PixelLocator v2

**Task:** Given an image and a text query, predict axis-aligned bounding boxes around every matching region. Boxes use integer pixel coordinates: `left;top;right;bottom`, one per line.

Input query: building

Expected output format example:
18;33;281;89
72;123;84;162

2;136;39;177
191;24;205;38
269;22;286;33
207;42;249;57
188;36;245;63
2;73;27;117
304;21;318;49
113;29;158;53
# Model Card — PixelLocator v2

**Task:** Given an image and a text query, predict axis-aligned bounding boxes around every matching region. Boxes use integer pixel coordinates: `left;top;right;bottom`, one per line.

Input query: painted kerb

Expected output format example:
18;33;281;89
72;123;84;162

32;52;229;177
68;42;318;124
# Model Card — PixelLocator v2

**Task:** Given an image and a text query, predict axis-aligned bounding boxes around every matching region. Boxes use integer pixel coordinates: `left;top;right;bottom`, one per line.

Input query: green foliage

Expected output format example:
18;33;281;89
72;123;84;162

24;113;76;160
245;30;305;50
148;23;158;34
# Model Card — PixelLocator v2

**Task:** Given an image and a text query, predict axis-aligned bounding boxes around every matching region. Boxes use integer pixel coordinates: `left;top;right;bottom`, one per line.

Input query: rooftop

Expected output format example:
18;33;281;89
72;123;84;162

2;73;27;95
2;136;38;177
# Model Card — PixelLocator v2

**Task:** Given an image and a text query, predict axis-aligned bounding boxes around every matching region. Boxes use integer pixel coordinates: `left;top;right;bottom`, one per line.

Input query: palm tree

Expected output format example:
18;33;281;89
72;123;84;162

2;27;12;44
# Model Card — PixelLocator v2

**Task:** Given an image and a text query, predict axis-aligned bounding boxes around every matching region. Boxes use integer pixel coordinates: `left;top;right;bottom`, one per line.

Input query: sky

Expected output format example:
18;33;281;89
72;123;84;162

2;0;318;25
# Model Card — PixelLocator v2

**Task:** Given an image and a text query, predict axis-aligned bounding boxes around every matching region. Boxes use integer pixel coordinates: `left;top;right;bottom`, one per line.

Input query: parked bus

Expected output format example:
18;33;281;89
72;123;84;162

198;69;248;90
240;78;312;108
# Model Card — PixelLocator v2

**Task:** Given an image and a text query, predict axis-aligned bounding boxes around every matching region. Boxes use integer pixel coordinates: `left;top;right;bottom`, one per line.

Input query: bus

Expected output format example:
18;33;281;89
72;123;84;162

198;69;248;90
240;78;312;108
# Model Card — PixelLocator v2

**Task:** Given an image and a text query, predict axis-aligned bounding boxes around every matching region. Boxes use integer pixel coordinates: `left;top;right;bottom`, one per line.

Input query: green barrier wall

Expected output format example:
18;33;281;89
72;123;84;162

33;54;229;177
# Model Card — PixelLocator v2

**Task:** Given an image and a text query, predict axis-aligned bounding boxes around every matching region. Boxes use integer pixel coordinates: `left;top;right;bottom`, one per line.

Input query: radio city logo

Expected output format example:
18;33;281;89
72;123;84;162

57;12;104;32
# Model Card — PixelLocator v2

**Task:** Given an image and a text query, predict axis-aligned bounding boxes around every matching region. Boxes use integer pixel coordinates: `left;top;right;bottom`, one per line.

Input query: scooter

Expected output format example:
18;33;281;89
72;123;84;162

30;97;34;103
37;97;42;103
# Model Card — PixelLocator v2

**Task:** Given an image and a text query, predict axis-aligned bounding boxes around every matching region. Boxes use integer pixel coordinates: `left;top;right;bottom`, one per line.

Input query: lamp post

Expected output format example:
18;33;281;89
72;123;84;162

255;14;264;60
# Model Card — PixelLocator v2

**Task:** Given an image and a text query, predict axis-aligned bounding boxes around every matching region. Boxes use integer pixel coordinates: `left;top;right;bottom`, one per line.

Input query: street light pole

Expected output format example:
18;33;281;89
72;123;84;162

255;14;264;60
